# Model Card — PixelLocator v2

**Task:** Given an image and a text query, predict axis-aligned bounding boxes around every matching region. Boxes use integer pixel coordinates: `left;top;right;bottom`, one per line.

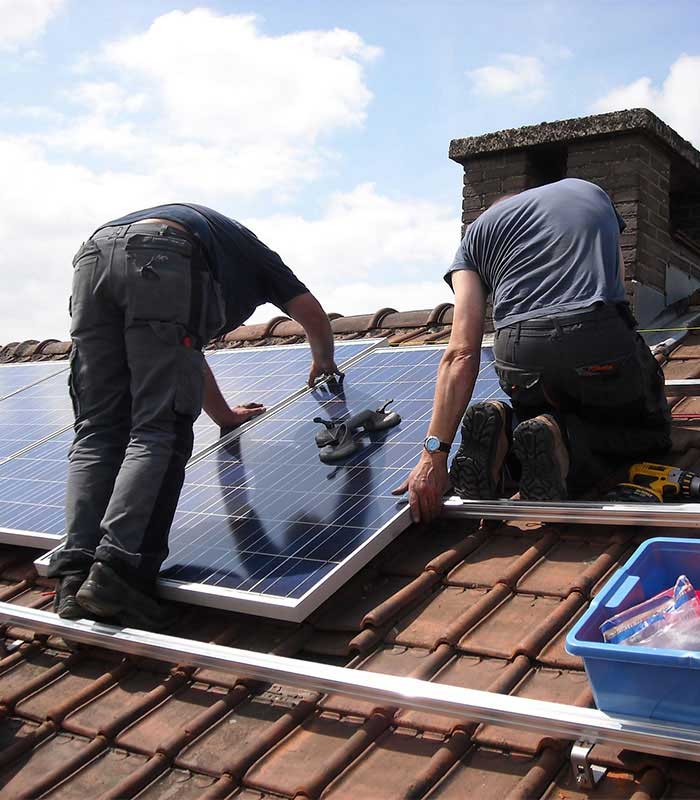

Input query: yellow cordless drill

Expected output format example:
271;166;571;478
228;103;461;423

608;462;700;503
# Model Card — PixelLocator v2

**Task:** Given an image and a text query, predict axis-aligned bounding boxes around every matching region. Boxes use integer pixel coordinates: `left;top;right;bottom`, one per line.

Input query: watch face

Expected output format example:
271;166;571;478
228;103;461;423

424;435;440;453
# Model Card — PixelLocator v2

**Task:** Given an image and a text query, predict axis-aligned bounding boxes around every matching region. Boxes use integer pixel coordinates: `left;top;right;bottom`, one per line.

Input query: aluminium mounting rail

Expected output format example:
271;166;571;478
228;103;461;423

4;603;700;765
667;379;700;396
442;497;700;527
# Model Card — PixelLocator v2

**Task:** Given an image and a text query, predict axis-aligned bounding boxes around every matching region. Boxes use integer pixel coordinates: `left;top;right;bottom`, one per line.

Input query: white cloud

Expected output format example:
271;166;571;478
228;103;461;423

98;9;379;147
19;9;380;196
593;54;700;147
247;183;457;319
468;54;546;102
0;0;64;51
0;10;457;345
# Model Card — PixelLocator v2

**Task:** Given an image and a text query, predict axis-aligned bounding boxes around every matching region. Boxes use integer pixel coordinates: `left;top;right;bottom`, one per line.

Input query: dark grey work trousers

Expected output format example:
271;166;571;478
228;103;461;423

493;304;672;489
48;223;211;589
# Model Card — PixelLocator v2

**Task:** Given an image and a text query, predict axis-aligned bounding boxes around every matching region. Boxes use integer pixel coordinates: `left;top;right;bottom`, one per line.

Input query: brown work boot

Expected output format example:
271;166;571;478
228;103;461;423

512;414;569;501
449;401;512;499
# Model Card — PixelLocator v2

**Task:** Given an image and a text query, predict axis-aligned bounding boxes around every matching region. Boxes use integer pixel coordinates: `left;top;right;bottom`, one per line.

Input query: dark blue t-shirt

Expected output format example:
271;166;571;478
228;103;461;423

445;179;626;329
98;203;308;334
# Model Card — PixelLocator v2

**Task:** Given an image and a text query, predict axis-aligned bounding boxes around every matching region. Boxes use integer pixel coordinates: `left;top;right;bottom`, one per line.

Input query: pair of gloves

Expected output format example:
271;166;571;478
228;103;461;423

313;401;401;464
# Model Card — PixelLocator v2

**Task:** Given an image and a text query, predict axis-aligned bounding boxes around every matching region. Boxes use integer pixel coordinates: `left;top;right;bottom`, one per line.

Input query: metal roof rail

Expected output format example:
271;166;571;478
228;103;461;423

442;497;700;527
2;602;700;770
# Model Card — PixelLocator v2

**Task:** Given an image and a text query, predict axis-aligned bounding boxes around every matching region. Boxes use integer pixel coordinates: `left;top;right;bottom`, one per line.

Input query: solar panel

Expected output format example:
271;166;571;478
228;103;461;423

0;371;74;463
0;363;68;402
194;341;378;455
156;345;506;620
7;340;379;550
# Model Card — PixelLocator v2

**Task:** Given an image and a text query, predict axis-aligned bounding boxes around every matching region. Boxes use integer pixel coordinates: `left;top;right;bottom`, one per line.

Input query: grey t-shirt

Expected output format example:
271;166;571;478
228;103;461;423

445;178;626;329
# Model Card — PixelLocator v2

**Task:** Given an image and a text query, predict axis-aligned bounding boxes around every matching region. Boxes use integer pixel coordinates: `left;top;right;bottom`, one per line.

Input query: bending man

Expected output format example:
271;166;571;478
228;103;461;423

395;178;671;522
50;203;336;627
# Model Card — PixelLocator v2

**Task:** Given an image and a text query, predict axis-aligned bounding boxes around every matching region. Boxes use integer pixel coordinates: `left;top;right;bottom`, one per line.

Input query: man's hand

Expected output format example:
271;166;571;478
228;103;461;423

217;402;265;430
307;359;340;388
392;453;449;524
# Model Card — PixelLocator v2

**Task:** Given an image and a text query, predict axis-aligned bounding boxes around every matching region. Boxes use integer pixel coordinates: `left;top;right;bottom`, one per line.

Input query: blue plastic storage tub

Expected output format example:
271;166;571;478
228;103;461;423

567;537;700;725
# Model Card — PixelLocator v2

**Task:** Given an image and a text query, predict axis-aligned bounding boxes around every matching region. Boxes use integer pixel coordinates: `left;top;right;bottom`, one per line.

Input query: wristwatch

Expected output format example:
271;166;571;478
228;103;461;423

423;435;451;454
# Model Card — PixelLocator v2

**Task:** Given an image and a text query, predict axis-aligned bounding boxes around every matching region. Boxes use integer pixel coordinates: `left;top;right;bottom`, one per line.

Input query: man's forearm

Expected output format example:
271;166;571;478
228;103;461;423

304;301;334;365
202;360;232;426
285;292;335;366
426;349;481;445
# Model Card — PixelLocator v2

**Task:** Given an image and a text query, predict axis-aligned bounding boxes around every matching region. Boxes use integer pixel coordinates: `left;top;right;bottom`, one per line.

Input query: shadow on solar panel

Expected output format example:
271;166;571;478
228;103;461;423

158;346;504;621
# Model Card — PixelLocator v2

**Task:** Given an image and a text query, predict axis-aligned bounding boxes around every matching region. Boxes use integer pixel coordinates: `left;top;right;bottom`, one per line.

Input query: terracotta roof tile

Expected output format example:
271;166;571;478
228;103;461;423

0;731;105;799
0;647;72;713
135;766;220;799
312;572;425;632
176;688;317;779
0;716;50;761
244;710;388;797
387;585;490;649
14;654;129;724
320;728;471;799
424;747;564;800
62;667;174;738
457;591;585;660
379;521;485;577
516;532;630;598
475;667;592;753
535;605;587;671
115;681;232;756
395;654;529;735
446;529;557;589
47;747;151;799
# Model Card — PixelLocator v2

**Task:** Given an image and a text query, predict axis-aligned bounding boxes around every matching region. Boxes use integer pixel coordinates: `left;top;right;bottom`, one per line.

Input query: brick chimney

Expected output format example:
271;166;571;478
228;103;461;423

449;109;700;323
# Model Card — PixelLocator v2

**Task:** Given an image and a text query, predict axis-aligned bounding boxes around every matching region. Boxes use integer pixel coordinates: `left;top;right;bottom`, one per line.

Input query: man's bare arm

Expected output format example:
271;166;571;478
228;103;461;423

393;270;487;522
284;292;338;386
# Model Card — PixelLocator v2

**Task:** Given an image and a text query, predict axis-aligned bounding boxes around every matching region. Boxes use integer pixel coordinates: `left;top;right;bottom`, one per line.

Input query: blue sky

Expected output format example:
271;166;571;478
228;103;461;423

1;0;699;341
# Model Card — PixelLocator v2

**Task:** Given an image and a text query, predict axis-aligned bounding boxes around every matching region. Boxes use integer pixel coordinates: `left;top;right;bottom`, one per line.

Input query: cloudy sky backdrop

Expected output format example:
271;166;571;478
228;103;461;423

1;0;699;342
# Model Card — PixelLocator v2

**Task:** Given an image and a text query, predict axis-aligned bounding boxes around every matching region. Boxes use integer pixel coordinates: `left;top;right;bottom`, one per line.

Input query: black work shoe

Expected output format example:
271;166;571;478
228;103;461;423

76;562;177;632
512;415;570;501
449;401;513;499
54;575;86;620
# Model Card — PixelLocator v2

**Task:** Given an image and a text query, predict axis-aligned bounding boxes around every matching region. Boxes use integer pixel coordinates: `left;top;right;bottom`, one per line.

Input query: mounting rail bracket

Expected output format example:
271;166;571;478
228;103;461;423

571;740;607;790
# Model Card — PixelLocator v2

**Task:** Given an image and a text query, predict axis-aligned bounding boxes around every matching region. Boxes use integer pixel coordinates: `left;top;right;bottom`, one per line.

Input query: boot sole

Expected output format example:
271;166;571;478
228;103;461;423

513;419;568;501
56;598;86;621
75;585;121;619
449;402;510;500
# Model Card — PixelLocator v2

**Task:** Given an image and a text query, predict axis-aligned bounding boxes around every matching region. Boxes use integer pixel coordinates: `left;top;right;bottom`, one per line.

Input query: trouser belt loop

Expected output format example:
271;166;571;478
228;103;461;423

552;318;563;339
515;321;522;345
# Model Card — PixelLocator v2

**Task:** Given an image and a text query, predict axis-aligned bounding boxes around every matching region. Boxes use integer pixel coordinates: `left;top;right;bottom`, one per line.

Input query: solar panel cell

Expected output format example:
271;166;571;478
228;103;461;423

0;372;74;464
0;430;72;536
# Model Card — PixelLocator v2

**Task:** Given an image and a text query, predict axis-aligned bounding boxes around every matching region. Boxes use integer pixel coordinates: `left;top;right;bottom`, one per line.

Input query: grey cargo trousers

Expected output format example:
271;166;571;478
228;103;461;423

48;222;213;589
